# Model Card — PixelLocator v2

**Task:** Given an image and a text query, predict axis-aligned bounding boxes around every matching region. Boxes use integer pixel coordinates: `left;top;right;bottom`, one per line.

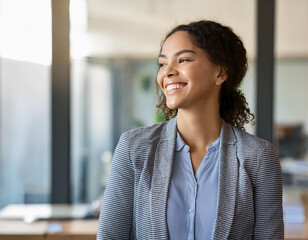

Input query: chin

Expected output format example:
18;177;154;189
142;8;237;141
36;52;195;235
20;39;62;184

166;102;178;111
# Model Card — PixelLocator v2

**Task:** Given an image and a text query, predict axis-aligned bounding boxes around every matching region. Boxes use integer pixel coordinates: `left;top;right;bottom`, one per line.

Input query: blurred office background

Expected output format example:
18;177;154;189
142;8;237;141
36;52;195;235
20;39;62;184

0;0;307;208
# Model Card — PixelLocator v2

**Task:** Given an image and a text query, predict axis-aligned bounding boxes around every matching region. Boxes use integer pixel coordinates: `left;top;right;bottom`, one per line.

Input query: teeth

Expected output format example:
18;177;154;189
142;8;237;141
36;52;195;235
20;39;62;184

166;83;185;91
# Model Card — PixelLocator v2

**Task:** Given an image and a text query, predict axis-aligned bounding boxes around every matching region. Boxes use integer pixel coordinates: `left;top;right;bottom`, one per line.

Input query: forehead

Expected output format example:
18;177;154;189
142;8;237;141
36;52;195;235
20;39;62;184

161;31;198;54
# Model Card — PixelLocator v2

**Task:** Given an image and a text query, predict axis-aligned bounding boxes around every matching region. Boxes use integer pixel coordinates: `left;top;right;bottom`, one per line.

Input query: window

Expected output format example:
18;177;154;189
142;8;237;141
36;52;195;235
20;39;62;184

0;0;51;208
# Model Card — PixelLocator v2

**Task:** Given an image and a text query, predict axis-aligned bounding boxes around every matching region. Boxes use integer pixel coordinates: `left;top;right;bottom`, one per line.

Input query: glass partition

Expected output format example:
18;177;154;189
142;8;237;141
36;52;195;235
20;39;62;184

274;0;308;210
0;0;51;208
70;0;257;203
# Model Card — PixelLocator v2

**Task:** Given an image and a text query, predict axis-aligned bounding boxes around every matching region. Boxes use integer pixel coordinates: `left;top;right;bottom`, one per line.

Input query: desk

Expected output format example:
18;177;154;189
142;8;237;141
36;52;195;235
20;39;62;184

2;201;308;239
0;220;98;240
284;186;308;239
1;219;308;239
0;204;98;240
285;222;308;239
0;220;45;240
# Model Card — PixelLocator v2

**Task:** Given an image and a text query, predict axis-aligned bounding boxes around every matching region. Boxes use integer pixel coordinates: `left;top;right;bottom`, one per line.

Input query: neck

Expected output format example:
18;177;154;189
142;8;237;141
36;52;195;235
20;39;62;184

176;106;222;150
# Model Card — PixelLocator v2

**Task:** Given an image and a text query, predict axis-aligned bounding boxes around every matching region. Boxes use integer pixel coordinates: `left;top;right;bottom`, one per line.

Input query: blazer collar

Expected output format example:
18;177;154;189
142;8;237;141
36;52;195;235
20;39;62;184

212;120;239;239
220;119;237;145
150;117;177;239
150;117;238;239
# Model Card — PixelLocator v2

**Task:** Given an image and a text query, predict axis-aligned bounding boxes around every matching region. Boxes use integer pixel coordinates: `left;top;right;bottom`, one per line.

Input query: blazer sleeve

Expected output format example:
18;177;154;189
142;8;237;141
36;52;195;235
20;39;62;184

97;132;134;240
253;142;284;239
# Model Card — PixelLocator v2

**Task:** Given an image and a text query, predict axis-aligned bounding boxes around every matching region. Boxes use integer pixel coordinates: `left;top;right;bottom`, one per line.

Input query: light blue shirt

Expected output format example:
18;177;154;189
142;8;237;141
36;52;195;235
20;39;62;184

167;131;221;240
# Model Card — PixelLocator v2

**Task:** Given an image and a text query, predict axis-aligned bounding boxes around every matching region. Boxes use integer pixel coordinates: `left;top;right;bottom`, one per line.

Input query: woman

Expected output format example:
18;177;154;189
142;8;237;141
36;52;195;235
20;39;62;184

97;20;284;240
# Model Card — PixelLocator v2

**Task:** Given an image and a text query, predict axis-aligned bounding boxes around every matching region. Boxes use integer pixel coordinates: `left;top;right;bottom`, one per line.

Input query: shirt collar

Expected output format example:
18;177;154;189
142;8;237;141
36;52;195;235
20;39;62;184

175;125;222;153
206;135;221;152
175;131;186;152
207;124;223;152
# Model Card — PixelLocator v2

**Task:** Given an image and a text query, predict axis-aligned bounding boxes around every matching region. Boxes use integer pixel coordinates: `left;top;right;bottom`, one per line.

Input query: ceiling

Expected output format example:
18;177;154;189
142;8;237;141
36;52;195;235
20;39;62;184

70;0;308;59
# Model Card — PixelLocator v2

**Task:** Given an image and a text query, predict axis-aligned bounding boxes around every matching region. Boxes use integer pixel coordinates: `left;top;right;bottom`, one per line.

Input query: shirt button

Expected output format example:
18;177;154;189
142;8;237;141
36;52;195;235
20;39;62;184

189;208;195;213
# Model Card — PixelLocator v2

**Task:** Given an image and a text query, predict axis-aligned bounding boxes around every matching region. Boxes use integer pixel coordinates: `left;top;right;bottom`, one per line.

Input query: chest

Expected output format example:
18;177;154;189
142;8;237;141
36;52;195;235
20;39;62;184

190;149;208;175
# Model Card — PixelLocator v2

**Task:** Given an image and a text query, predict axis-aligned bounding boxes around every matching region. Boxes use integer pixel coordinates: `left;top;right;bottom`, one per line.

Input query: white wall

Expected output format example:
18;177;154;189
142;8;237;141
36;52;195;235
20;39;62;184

84;0;308;59
275;59;308;133
0;58;50;207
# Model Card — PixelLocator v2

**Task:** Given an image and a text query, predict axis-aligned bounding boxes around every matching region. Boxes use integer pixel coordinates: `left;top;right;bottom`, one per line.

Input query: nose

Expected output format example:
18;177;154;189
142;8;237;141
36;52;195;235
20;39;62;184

164;64;177;78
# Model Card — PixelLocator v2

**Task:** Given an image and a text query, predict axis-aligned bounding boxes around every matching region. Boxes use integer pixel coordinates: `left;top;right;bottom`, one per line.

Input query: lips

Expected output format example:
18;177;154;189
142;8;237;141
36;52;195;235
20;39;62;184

165;82;187;94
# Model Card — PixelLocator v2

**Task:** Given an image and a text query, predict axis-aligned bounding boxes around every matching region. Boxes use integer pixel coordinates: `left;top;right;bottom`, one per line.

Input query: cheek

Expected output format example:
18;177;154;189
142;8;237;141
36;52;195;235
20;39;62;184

156;72;164;89
181;68;199;81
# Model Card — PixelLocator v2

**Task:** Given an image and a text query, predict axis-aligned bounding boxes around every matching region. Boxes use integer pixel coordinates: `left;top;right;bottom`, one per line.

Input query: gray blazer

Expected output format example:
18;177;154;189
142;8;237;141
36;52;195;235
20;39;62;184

97;117;284;240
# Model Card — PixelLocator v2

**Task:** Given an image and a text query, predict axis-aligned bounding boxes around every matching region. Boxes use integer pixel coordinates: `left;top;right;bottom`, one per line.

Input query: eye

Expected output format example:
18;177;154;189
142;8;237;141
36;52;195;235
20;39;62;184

179;58;190;63
158;62;166;68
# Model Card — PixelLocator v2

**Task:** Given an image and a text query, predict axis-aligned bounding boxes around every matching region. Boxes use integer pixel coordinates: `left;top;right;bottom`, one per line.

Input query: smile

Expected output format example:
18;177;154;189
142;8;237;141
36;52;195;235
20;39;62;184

165;83;187;94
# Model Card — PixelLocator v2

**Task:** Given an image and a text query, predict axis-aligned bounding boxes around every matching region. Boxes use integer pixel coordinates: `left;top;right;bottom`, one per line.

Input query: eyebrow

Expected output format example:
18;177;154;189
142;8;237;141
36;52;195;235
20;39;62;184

159;49;196;58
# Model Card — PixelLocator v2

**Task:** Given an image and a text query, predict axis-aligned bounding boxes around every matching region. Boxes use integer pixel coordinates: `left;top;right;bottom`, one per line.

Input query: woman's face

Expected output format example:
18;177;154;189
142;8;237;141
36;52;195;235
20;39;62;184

157;31;225;111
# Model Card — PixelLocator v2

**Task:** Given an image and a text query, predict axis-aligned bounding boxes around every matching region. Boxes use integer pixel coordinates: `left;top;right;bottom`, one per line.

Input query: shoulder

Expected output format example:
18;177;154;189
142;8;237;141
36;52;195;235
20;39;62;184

117;120;175;171
230;124;279;168
121;120;172;146
229;125;280;188
230;125;279;175
231;125;273;155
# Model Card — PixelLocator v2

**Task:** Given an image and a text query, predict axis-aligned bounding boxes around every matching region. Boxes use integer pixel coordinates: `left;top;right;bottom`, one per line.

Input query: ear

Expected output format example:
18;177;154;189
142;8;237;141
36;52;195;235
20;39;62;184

215;67;227;86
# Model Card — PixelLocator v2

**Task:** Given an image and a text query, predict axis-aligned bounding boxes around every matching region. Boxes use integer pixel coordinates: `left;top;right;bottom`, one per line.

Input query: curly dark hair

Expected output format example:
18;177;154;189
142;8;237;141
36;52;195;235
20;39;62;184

156;20;255;130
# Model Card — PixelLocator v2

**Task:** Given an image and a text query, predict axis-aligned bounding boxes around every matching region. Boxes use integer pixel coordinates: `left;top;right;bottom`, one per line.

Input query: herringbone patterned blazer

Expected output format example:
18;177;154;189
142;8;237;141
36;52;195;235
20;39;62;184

97;117;284;240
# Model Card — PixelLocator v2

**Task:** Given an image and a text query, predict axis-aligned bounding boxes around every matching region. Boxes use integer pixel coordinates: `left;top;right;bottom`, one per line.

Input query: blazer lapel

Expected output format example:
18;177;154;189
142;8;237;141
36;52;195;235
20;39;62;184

150;118;238;239
212;121;238;240
150;118;177;239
